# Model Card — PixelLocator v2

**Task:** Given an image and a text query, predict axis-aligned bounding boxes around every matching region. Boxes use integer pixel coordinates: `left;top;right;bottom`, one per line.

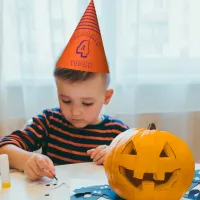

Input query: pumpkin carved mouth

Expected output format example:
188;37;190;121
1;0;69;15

119;167;180;190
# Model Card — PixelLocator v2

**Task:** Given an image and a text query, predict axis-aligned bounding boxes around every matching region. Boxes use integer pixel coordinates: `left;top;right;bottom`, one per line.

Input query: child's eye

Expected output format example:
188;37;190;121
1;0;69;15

62;100;71;104
82;102;93;106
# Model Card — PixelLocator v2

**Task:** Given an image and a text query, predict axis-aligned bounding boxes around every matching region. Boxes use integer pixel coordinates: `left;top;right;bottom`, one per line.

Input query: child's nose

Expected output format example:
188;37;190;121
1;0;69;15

71;107;82;116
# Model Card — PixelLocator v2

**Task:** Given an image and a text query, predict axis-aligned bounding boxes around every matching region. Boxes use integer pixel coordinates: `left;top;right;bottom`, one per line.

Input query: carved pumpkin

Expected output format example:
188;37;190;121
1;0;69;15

104;124;195;200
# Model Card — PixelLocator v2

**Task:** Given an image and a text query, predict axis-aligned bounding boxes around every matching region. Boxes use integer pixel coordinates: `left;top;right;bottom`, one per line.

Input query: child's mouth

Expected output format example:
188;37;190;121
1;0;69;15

72;119;84;122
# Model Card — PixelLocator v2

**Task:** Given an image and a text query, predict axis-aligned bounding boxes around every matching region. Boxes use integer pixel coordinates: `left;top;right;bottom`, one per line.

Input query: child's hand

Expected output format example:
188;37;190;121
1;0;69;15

87;145;109;165
24;153;55;181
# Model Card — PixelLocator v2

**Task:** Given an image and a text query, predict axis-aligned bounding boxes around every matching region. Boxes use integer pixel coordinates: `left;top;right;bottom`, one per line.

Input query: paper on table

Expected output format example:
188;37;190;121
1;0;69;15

27;176;69;189
70;179;122;200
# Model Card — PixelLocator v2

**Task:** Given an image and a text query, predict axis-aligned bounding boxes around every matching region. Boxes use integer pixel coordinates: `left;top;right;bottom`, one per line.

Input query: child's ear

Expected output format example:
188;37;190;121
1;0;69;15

104;89;114;105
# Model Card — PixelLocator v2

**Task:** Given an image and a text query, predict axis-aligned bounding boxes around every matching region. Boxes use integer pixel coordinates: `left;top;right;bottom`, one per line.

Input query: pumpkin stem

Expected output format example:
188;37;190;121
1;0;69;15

148;123;156;130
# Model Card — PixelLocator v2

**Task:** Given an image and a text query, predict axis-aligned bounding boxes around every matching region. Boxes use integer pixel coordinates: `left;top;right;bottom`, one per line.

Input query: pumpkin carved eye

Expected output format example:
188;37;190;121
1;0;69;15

122;141;137;155
159;143;176;158
160;149;167;157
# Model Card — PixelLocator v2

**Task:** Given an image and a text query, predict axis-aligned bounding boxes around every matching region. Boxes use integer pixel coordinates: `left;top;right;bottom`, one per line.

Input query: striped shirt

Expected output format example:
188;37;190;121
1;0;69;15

0;108;129;165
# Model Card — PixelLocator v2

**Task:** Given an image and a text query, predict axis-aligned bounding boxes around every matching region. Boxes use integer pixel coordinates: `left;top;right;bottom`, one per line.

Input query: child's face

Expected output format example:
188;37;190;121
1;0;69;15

55;74;113;128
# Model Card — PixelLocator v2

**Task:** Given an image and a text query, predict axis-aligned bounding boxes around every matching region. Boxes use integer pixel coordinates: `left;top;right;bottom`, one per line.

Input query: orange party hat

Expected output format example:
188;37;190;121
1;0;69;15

56;0;109;73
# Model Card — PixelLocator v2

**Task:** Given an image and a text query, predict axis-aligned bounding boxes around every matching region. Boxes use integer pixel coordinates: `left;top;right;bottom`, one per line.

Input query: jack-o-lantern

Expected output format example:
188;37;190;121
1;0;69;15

104;124;195;200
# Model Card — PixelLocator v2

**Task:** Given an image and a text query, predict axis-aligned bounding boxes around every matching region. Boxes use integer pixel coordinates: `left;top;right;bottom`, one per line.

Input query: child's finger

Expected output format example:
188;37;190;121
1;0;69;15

91;145;107;159
87;148;95;155
28;165;42;180
44;156;55;175
43;170;54;179
31;160;44;177
26;170;36;181
32;158;53;178
93;148;106;162
95;156;105;165
35;155;51;171
35;156;55;178
90;148;100;159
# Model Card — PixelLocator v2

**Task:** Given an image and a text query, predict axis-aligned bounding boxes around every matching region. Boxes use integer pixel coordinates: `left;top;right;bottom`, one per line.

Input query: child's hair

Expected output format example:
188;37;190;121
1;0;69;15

53;67;110;88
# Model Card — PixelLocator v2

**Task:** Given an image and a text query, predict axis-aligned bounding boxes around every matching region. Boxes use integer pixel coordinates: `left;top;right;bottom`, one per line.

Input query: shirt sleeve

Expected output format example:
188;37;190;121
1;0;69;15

118;122;129;133
105;116;130;135
0;110;50;152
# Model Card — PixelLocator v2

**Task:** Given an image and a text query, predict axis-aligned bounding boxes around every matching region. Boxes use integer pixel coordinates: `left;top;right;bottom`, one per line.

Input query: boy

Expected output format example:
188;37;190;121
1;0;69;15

0;0;129;181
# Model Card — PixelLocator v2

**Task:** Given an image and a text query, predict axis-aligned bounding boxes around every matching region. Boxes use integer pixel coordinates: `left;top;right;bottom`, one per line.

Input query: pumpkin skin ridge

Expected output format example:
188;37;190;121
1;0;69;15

104;128;195;200
104;130;129;191
104;129;138;196
110;133;125;190
110;130;139;193
106;128;146;198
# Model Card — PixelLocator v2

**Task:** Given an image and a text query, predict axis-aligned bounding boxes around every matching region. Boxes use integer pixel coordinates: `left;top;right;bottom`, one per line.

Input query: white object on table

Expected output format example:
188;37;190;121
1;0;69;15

0;154;11;188
0;162;199;200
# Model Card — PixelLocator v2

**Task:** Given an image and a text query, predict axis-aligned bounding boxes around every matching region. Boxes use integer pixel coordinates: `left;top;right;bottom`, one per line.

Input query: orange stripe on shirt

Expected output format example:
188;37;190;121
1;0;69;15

0;139;22;149
34;117;48;137
49;116;63;124
49;116;75;129
42;113;50;127
34;117;46;130
20;130;35;146
49;116;123;134
35;117;45;129
51;125;114;141
47;152;83;163
83;128;121;134
26;126;43;139
9;135;28;150
104;122;128;129
49;116;74;129
49;134;98;148
32;122;43;131
48;143;88;156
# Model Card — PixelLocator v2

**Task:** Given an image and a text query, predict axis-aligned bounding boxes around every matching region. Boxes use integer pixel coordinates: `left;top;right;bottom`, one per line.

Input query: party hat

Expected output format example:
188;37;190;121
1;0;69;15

56;0;109;73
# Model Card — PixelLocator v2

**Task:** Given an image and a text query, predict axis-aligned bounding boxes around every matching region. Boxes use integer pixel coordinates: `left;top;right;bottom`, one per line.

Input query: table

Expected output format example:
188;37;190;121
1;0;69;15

0;162;107;200
0;162;199;200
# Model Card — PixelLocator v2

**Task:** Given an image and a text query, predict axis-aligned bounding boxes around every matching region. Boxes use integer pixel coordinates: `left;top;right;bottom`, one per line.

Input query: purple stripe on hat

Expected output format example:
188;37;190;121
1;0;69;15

79;20;99;28
86;8;96;12
85;11;96;18
75;27;100;35
82;17;99;25
77;24;100;33
83;14;97;21
88;5;95;9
